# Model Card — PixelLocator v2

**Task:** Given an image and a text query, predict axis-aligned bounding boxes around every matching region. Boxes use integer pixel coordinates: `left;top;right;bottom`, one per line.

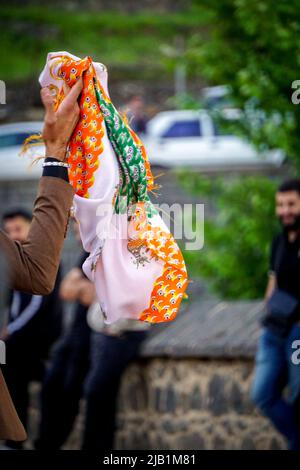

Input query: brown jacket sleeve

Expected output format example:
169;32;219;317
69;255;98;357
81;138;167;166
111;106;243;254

0;176;74;295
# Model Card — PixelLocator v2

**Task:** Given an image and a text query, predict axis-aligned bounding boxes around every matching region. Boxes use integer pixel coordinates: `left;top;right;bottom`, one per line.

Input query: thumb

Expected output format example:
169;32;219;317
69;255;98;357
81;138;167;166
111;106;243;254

63;77;83;108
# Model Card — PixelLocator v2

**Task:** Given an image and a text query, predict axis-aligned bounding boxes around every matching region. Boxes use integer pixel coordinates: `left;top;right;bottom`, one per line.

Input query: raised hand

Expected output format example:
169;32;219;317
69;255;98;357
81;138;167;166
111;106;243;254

40;77;83;161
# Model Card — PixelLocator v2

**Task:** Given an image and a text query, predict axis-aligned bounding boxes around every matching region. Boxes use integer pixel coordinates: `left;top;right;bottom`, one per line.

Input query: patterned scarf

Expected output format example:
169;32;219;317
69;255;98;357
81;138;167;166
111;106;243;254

40;53;188;324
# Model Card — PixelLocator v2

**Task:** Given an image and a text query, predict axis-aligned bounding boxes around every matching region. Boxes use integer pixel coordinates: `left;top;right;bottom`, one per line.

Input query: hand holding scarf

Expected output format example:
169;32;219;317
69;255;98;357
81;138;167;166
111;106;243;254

39;51;188;325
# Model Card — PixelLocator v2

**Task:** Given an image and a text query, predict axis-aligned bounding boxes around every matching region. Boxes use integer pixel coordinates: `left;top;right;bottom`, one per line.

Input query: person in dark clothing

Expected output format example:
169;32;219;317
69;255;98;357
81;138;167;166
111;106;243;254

0;208;63;448
251;179;300;450
81;328;148;451
35;221;149;450
35;250;91;449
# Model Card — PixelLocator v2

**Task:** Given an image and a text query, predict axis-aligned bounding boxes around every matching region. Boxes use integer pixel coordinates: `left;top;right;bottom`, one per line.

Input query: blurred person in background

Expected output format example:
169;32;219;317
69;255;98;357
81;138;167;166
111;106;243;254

36;219;150;450
123;95;148;134
35;220;91;449
251;179;300;450
81;302;150;451
0;208;63;449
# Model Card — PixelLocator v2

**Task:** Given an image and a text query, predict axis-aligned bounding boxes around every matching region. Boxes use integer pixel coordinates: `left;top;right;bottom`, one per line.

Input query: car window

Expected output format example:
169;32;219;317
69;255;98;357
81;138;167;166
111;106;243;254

162;120;201;138
0;132;40;148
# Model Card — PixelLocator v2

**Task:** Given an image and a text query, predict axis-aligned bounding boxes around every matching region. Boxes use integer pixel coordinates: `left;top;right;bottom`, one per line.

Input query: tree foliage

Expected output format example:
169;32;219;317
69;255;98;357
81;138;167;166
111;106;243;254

185;0;300;169
179;172;280;299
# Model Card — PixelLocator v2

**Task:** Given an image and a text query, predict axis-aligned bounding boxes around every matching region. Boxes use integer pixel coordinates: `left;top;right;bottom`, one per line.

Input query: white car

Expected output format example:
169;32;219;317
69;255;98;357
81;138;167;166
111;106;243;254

143;110;285;169
0;115;285;180
0;121;44;180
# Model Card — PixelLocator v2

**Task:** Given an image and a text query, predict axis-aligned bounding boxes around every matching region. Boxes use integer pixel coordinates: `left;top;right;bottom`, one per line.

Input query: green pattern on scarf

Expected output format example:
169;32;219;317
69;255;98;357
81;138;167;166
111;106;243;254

94;79;157;218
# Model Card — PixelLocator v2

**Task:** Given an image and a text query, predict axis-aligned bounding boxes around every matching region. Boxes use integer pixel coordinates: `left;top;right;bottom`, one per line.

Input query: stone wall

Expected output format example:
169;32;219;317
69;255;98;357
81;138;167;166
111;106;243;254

114;357;285;450
25;356;285;450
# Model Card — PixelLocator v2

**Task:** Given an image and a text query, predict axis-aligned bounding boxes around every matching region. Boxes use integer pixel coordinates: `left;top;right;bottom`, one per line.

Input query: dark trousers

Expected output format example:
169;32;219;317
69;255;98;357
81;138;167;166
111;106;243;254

35;316;91;449
2;335;45;448
35;328;147;450
82;330;148;450
251;324;300;450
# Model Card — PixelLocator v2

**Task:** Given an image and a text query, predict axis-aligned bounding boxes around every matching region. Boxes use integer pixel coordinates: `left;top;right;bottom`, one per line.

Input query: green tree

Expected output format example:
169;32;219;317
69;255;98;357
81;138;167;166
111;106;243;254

179;172;280;299
185;0;300;169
